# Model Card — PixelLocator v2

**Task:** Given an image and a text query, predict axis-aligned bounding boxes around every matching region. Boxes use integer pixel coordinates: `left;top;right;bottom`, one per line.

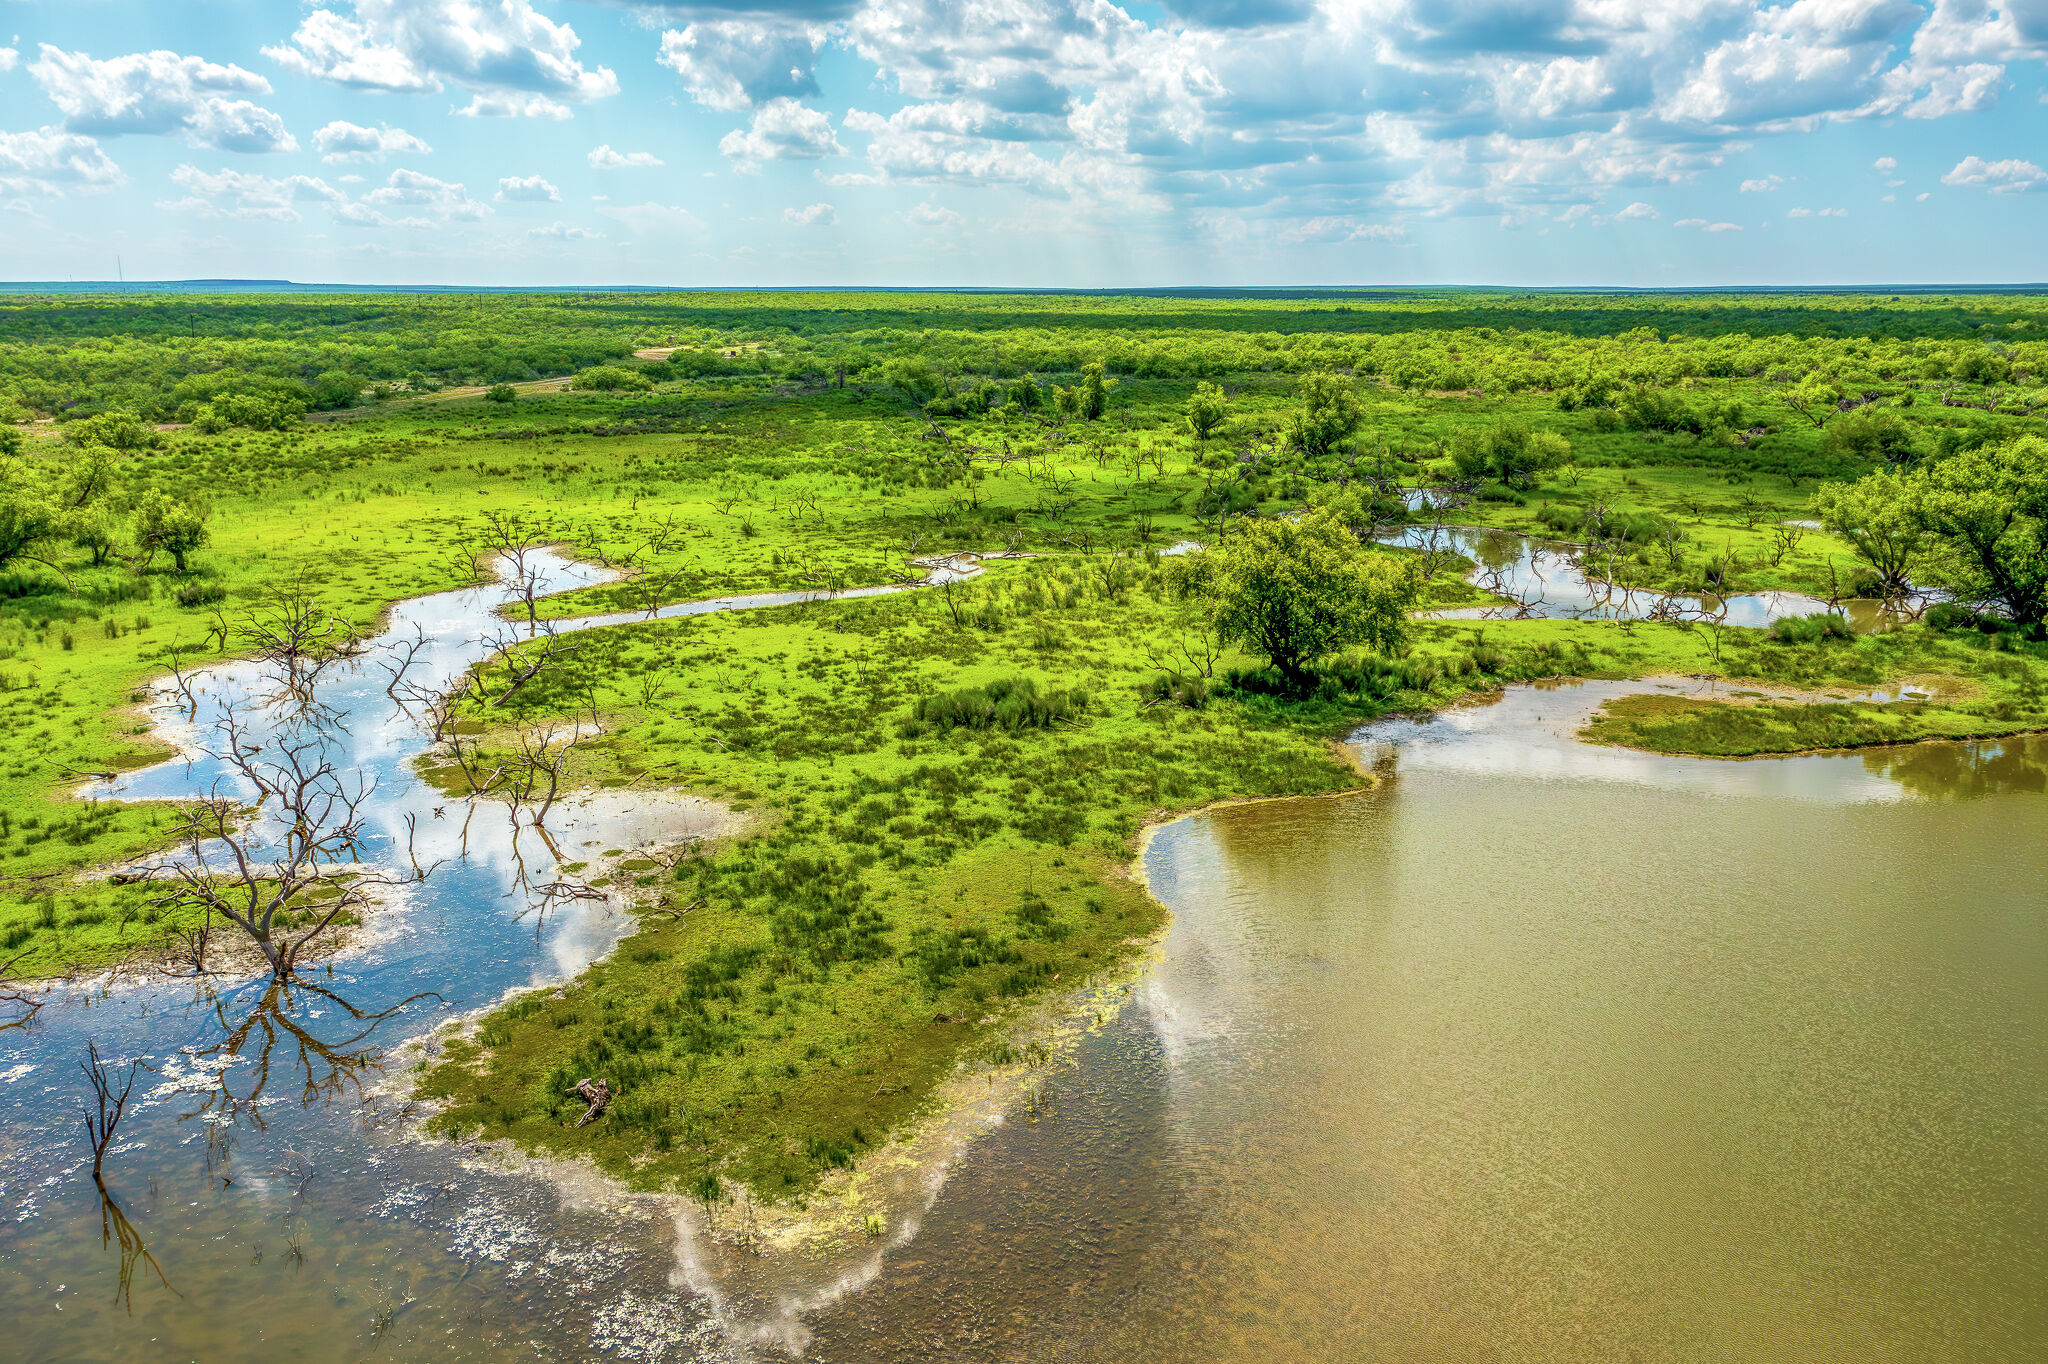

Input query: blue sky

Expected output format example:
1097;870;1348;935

0;0;2044;286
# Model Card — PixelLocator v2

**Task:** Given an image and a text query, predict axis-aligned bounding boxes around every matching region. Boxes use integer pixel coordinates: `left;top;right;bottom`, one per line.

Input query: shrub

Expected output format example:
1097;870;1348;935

900;677;1088;737
485;384;517;404
1768;612;1854;644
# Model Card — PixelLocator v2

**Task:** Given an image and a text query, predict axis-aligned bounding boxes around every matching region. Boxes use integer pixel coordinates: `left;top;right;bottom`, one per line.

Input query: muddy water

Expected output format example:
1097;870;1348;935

770;684;2048;1362
5;545;2045;1361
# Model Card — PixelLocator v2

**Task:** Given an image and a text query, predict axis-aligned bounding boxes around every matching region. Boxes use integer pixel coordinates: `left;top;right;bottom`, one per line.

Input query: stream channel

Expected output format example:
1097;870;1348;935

1;536;2043;1361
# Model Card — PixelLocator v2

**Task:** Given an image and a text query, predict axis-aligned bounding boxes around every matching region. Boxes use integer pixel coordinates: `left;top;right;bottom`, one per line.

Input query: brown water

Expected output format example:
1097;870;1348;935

7;678;2046;1361
772;685;2048;1361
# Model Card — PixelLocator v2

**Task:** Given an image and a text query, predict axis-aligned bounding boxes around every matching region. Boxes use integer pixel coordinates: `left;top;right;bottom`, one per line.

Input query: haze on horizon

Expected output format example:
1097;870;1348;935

1;0;2044;288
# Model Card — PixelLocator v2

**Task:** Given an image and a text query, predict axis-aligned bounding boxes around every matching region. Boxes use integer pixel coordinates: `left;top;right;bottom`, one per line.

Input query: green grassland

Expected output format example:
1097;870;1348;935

2;290;2045;1195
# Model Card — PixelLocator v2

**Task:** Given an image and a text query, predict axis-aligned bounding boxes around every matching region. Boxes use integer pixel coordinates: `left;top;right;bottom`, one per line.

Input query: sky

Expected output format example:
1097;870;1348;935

0;0;2044;287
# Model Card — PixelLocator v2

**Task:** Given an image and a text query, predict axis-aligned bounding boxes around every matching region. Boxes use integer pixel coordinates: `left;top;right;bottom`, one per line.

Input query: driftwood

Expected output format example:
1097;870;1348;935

567;1077;611;1127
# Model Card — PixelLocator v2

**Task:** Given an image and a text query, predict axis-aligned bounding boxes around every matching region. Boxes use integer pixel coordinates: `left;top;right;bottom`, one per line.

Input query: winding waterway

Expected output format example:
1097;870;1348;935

2;544;2044;1361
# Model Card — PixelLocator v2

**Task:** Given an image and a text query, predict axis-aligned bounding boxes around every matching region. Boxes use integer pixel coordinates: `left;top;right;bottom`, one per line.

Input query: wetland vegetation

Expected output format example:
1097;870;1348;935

3;288;2046;1201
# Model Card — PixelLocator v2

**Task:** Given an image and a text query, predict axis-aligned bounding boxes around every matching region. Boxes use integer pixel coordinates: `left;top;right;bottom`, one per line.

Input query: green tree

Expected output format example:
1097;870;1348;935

1078;361;1109;421
1287;373;1363;457
0;456;58;571
1815;473;1924;598
310;370;364;410
1176;507;1418;688
485;384;517;404
1782;374;1843;429
570;365;650;393
68;503;120;567
0;426;21;457
1910;435;2048;632
1449;420;1571;488
1184;380;1228;439
1821;408;1918;468
133;491;210;573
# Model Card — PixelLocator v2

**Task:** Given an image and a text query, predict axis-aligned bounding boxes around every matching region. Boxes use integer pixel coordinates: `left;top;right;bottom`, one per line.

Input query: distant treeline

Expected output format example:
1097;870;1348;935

2;290;2045;423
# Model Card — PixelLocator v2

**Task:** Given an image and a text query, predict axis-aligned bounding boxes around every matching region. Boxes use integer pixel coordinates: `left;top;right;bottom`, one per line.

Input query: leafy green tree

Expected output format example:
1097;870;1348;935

1006;374;1043;410
1821;408;1918;468
133;491;210;573
1449;420;1571;488
64;412;158;451
1176;507;1418;688
1815;474;1924;598
570;365;651;393
485;384;517;404
0;426;21;457
310;370;364;410
1287;373;1363;457
0;457;58;571
1184;380;1228;439
1910;435;2048;631
1078;361;1109;421
1782;374;1843;428
68;503;120;567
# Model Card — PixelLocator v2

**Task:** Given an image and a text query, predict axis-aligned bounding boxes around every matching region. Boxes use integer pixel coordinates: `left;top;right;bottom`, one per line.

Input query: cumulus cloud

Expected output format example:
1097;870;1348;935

263;0;617;115
160;164;342;221
783;201;837;225
0;49;18;75
0;126;124;196
1941;154;2047;193
496;174;561;202
589;145;663;169
720;98;843;166
658;21;825;112
1615;200;1658;219
1873;155;1898;171
30;45;295;152
1739;176;1781;192
1674;217;1742;231
528;221;602;240
359;167;488;220
906;200;964;229
312;120;430;163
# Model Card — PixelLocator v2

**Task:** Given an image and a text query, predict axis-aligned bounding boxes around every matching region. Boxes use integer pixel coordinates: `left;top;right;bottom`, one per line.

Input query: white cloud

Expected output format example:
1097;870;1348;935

1941;154;2047;193
360;167;488;219
312;120;430;163
906;200;964;229
0;126;124;196
263;0;618;115
1739;176;1780;192
721;98;843;167
589;145;663;169
30;45;295;152
1873;155;1897;171
783;201;837;225
1819;206;1847;216
496;174;560;202
1675;217;1742;231
657;21;825;113
160;164;342;221
0;49;17;75
1615;201;1659;219
594;200;703;235
528;221;602;240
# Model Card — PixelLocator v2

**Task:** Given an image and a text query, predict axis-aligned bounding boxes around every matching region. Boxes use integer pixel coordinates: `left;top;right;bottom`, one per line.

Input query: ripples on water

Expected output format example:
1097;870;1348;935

2;542;2043;1361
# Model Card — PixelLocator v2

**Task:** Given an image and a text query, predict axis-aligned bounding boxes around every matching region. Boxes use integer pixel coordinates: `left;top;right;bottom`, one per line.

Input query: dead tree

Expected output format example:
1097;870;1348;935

478;510;549;627
81;1040;147;1181
567;1077;611;1127
240;582;348;702
139;715;437;980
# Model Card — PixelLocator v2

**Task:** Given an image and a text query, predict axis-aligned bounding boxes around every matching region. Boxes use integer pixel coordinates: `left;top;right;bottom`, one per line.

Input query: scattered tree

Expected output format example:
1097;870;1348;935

133;490;210;572
1288;372;1364;457
1173;507;1419;688
485;383;517;404
1184;380;1229;439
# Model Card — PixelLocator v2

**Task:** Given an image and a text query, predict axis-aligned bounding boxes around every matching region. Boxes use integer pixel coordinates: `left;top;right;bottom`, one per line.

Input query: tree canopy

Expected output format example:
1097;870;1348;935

1175;508;1419;687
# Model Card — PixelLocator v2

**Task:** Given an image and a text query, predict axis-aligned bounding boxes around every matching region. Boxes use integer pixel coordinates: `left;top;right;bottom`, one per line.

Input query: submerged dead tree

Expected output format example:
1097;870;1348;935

142;711;437;979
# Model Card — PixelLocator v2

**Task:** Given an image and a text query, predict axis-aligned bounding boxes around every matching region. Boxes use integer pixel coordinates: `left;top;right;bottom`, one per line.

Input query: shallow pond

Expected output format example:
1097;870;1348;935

2;558;2043;1360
